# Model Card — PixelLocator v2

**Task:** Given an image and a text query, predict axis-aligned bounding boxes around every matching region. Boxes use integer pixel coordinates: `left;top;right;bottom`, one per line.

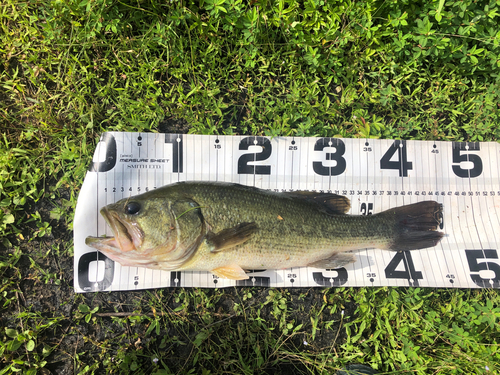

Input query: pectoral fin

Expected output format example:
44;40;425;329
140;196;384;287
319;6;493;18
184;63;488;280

207;222;257;253
211;264;249;280
308;252;357;269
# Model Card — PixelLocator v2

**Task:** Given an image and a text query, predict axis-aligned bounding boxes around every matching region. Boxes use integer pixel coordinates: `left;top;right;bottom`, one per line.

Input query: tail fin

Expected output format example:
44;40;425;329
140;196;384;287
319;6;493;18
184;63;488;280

384;201;444;251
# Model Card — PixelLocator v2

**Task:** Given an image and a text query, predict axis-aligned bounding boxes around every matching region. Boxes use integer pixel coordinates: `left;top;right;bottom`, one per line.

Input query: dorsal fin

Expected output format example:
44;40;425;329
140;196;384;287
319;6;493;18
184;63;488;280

283;191;351;215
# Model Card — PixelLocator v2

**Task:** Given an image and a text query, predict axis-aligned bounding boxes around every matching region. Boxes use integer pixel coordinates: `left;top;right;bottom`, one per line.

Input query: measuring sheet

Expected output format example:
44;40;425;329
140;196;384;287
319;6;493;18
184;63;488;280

74;133;500;292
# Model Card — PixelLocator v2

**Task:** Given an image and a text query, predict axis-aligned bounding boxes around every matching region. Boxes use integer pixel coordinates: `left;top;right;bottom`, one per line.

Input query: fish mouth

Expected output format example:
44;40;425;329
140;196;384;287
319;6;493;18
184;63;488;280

85;207;144;254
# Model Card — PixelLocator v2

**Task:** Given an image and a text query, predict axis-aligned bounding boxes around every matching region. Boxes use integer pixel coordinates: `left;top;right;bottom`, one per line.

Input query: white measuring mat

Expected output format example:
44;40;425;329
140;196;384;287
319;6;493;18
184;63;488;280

73;133;500;292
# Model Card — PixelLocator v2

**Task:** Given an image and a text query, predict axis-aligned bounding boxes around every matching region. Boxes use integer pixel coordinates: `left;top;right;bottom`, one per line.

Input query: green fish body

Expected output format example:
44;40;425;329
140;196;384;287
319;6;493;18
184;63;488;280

85;181;443;280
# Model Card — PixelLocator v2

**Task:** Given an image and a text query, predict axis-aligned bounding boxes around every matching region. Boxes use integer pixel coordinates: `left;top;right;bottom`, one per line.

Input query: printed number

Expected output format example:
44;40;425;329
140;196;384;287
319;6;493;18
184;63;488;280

289;146;297;150
77;251;114;291
380;140;413;177
170;271;181;287
385;251;423;286
236;270;271;287
360;203;373;215
452;142;483;178
165;134;183;173
312;268;348;286
236;277;271;287
237;137;272;175
313;138;346;176
465;249;500;288
367;273;376;278
89;133;117;172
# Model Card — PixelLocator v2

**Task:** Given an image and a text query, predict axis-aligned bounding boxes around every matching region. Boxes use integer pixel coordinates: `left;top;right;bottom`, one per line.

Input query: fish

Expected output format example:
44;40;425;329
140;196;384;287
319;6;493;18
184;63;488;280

85;181;444;280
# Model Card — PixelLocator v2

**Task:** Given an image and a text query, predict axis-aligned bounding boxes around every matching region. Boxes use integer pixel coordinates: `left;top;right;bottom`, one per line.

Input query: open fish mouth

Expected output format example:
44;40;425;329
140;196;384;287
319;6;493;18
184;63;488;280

85;207;144;254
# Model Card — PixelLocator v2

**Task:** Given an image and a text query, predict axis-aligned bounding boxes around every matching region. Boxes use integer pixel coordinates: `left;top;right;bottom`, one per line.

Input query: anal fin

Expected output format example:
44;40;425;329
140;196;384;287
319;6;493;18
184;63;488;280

211;264;249;280
308;252;356;269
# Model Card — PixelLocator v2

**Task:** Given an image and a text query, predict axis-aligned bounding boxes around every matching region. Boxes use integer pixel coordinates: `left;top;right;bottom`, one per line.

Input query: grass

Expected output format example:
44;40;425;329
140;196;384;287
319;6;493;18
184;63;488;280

1;0;500;373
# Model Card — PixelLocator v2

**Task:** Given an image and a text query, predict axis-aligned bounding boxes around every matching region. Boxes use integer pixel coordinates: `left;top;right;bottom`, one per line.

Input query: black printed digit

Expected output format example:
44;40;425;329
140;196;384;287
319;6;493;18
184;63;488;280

235;277;271;287
465;249;500;288
312;268;348;286
165;134;183;173
452;142;483;178
312;138;346;176
236;270;271;287
363;141;372;152
77;252;115;291
385;251;423;286
170;271;181;287
360;203;373;215
237;137;272;175
89;133;117;172
380;140;413;177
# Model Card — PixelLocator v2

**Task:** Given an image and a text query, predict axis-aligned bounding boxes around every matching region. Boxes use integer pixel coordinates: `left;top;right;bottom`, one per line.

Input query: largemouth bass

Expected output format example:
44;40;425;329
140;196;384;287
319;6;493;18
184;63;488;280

85;181;444;280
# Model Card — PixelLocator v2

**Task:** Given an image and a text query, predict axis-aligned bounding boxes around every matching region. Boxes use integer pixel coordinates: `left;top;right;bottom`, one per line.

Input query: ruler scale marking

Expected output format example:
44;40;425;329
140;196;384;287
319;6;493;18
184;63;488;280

74;134;500;292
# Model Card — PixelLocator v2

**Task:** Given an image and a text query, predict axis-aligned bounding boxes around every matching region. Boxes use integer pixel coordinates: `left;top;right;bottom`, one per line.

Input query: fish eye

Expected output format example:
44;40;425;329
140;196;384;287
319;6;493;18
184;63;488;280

125;202;141;215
